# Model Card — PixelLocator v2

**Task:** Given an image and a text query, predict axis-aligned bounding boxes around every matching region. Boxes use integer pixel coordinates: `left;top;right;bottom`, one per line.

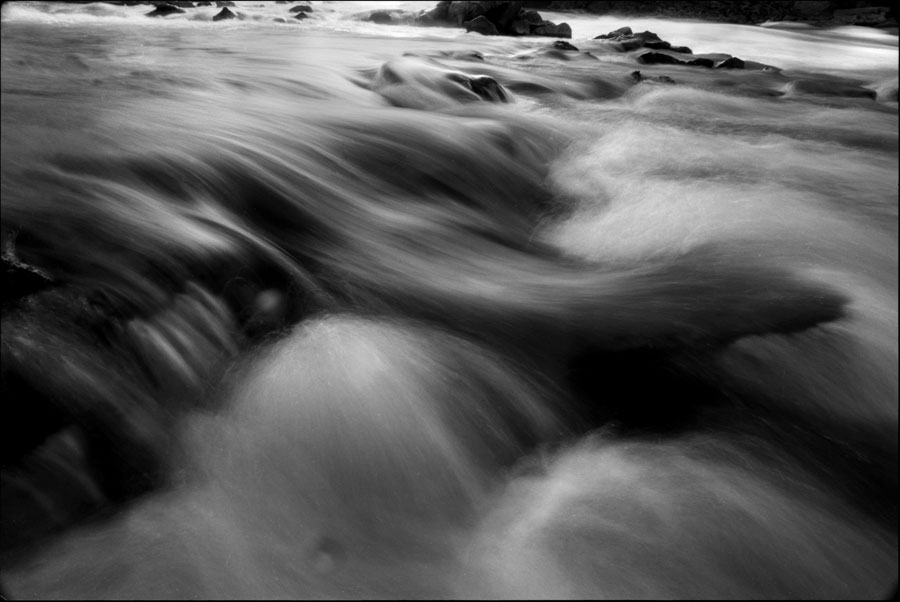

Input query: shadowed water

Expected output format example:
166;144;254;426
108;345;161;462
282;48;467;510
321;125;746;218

1;1;897;599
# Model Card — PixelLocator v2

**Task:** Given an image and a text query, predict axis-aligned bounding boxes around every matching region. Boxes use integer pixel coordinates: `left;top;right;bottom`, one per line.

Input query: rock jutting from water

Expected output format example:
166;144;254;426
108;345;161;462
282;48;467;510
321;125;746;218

145;3;186;17
212;7;235;21
359;1;573;38
594;26;775;71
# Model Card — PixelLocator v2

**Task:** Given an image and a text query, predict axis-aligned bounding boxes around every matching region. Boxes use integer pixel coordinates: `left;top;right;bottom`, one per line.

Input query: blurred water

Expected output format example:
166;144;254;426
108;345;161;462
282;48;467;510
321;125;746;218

1;1;897;599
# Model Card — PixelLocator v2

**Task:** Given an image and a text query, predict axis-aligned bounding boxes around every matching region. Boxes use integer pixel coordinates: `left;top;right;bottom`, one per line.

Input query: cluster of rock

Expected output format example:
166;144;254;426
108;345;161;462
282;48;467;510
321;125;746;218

87;1;313;22
360;1;573;38
595;26;763;70
529;1;897;29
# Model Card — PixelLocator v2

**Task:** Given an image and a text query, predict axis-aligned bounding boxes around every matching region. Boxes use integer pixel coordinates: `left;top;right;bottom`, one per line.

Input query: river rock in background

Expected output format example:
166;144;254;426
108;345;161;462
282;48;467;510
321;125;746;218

360;1;573;38
465;14;501;35
145;2;186;17
594;27;692;53
532;1;897;29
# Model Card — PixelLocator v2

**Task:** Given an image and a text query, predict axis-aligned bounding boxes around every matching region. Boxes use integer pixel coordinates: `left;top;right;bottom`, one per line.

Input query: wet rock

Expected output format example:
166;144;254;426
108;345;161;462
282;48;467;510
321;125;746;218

637;52;683;65
289;3;312;13
533;21;572;38
716;57;745;69
595;26;632;38
294;11;308;20
638;52;717;68
431;2;573;37
553;40;578;51
594;28;691;53
212;6;234;20
371;58;511;108
465;15;500;35
687;57;715;68
145;3;186;17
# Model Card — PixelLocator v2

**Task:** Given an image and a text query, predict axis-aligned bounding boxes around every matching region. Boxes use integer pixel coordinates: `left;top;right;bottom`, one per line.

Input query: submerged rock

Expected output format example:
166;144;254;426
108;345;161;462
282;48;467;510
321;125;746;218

212;6;235;21
638;51;742;70
631;70;676;84
782;79;878;99
553;40;579;51
145;3;186;17
370;57;511;109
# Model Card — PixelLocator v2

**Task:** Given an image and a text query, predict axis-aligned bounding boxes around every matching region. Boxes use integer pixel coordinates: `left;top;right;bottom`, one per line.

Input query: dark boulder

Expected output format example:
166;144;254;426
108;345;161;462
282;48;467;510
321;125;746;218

637;52;683;65
687;57;715;68
435;2;572;37
212;6;235;20
509;19;532;34
521;9;543;23
294;11;308;20
638;51;716;68
553;40;578;51
289;3;312;13
715;57;745;69
594;28;685;52
533;21;572;37
145;3;186;17
465;15;500;35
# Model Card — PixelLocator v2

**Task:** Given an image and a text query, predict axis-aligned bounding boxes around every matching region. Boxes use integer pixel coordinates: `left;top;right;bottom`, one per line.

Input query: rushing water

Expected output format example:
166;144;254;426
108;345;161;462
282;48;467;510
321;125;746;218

1;1;898;599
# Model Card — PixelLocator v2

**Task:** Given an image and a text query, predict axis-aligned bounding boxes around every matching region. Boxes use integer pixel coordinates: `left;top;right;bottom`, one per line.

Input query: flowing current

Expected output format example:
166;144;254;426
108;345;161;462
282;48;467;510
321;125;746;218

1;1;898;599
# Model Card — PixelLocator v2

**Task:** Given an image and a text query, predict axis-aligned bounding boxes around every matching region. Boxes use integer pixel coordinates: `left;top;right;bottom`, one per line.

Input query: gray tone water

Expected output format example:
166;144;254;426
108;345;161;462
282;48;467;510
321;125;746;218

1;2;897;599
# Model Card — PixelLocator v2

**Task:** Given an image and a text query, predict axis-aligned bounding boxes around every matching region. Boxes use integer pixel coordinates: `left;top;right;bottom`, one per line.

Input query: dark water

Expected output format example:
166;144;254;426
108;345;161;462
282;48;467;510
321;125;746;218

1;1;898;599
